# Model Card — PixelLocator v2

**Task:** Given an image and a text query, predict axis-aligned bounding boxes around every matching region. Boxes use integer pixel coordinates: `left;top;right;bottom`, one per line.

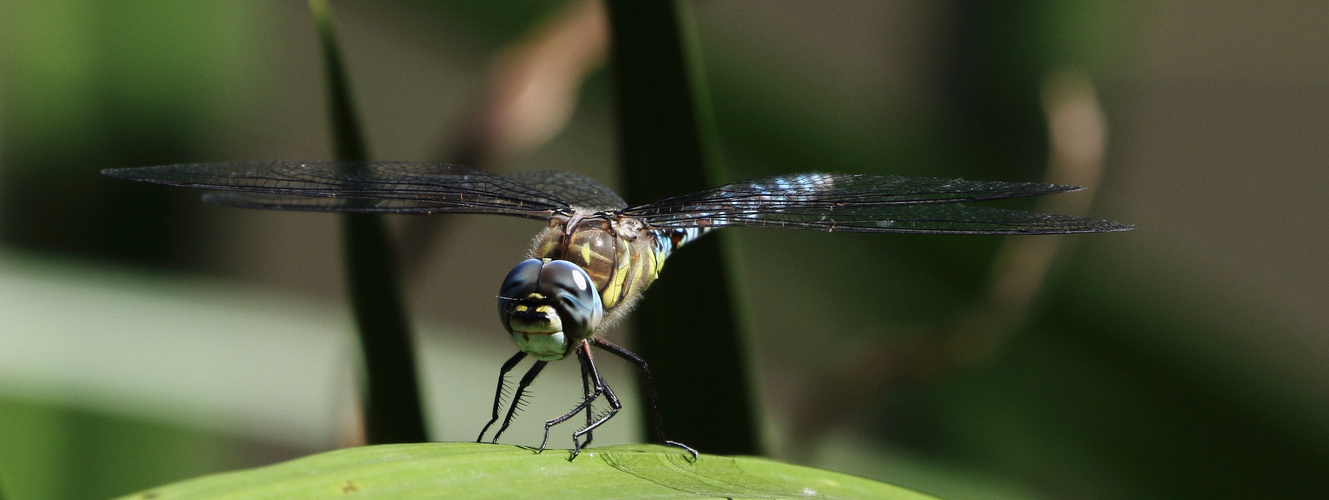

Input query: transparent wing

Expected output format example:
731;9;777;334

505;170;626;211
622;172;1134;234
102;161;625;220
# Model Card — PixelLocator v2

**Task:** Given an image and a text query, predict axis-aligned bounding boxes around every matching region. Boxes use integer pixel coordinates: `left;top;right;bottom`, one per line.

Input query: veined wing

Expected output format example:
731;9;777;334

505;170;626;211
102;161;621;220
621;172;1135;234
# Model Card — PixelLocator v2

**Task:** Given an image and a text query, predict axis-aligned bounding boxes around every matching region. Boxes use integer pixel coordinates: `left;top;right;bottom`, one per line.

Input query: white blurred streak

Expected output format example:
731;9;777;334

0;246;636;449
0;248;350;448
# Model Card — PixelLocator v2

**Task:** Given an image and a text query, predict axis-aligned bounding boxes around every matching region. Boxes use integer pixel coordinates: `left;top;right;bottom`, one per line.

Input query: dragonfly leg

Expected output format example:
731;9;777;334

493;359;548;443
579;356;596;448
540;342;607;457
477;352;528;443
591;338;699;461
570;368;621;459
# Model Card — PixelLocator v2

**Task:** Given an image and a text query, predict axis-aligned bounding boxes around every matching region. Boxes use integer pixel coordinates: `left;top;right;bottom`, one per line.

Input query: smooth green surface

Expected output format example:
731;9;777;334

117;443;935;499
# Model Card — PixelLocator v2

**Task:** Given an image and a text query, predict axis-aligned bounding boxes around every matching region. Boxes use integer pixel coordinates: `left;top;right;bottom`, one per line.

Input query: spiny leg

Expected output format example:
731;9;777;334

591;338;699;461
477;352;527;442
570;367;621;458
540;342;608;455
492;359;548;443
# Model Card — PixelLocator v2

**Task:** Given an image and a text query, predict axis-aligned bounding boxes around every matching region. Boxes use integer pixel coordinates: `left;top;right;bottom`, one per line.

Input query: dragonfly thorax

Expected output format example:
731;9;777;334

530;212;661;316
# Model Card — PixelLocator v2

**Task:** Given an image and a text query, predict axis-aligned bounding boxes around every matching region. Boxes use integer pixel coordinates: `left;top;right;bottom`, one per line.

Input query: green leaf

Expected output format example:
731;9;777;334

117;443;937;499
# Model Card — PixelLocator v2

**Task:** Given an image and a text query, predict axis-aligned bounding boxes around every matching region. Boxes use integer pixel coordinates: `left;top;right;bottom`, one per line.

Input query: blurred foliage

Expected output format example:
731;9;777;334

308;0;427;445
0;396;299;500
606;0;756;455
398;0;568;48
0;1;256;267
0;1;1326;499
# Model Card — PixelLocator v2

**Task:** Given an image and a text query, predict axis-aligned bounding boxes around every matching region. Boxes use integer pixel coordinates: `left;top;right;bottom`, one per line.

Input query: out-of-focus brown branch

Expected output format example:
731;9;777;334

398;0;608;271
941;70;1109;366
784;70;1111;453
456;0;607;166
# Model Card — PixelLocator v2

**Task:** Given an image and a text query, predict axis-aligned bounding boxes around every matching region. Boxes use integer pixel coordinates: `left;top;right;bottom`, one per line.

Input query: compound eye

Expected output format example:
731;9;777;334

498;259;544;316
540;260;604;340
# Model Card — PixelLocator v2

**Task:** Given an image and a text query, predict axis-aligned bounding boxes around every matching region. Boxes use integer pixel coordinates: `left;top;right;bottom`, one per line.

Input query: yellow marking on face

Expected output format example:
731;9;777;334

515;305;528;313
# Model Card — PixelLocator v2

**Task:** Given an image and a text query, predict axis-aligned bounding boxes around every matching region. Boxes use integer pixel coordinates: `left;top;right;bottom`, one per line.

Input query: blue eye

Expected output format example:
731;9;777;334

497;259;544;329
497;259;604;346
499;259;543;299
540;261;604;339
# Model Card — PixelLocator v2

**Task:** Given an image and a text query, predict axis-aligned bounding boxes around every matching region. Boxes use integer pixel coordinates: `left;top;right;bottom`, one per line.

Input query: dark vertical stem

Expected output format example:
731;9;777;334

939;1;1049;179
604;0;758;455
308;0;427;444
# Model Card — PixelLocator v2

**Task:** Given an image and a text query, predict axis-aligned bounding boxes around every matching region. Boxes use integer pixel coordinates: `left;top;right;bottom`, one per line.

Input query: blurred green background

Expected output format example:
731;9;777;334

1;1;1327;498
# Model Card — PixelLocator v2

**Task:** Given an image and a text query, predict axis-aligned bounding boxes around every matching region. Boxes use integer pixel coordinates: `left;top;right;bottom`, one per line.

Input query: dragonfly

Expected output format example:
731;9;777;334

102;161;1133;459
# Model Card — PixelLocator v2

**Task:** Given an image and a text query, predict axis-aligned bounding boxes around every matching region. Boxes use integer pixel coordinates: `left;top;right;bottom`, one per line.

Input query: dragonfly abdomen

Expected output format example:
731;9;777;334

649;226;709;264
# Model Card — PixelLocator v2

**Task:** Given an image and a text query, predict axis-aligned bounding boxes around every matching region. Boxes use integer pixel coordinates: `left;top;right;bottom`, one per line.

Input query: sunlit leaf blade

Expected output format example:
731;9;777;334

116;443;938;500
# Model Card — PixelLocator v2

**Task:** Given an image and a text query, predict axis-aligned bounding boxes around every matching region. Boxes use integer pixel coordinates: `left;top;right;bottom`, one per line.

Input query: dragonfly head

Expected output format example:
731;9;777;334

498;259;604;361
